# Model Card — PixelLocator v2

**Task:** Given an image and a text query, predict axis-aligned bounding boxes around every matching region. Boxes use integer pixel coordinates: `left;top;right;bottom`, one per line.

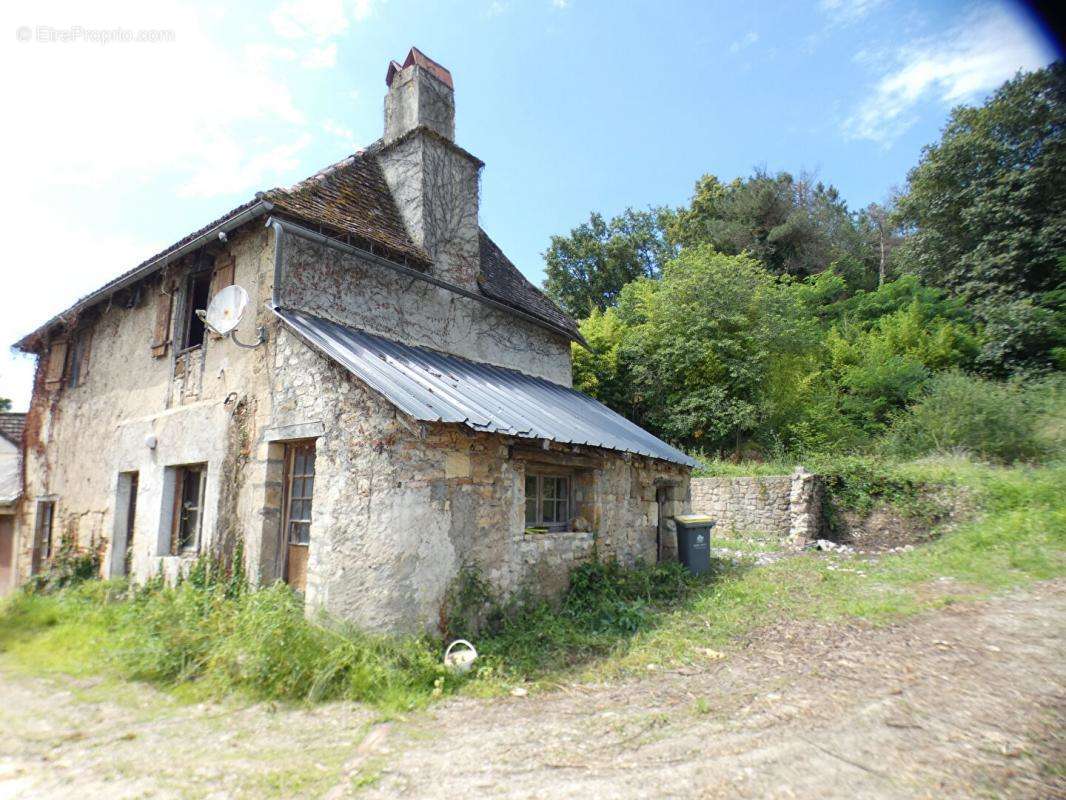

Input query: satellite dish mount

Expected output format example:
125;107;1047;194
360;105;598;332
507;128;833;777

195;285;266;349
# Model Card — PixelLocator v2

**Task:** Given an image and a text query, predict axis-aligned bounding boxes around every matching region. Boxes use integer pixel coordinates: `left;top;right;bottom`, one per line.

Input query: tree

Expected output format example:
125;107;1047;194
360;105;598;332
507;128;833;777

895;62;1066;371
665;170;877;286
612;247;820;454
0;398;9;412
543;208;673;318
858;198;903;288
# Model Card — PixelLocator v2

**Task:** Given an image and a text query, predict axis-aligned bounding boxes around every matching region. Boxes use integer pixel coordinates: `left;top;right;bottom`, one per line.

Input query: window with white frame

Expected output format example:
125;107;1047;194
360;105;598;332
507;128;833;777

524;472;571;531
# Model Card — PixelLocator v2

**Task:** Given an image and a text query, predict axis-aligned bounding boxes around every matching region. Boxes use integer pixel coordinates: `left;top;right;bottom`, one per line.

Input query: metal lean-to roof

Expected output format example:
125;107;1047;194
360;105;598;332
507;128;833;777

276;308;696;467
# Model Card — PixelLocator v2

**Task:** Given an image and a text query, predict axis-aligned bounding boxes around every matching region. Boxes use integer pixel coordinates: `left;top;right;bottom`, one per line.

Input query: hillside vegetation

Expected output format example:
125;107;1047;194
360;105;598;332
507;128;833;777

553;64;1065;461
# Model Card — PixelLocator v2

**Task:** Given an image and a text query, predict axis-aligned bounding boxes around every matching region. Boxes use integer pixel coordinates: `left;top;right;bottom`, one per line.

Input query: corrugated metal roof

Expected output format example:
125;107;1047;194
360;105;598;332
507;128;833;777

276;308;696;467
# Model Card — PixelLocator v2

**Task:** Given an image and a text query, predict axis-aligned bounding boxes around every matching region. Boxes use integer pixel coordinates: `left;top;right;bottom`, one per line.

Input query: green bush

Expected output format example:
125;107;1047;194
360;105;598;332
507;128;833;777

27;541;101;594
881;371;1054;463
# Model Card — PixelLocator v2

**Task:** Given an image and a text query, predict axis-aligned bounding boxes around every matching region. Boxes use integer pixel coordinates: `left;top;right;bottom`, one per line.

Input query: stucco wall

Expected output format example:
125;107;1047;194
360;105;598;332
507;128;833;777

689;469;822;544
277;232;573;387
16;225;277;584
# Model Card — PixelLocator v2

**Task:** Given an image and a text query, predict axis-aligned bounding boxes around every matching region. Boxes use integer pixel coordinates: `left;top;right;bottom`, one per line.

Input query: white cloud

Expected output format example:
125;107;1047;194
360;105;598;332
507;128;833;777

269;0;349;40
845;4;1056;145
729;31;759;54
179;134;313;197
323;119;359;149
0;0;341;407
819;0;886;24
1;2;308;196
0;223;158;411
302;42;338;68
551;0;570;8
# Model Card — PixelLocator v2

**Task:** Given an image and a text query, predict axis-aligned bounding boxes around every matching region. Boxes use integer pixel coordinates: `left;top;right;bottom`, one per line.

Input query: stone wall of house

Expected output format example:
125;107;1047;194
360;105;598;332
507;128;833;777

690;468;822;544
15;219;689;635
15;224;278;585
268;326;690;633
278;231;573;387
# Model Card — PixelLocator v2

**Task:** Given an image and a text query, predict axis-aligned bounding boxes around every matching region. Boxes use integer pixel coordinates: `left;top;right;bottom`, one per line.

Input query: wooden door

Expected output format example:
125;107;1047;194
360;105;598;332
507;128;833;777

0;516;13;594
282;442;316;592
656;487;668;562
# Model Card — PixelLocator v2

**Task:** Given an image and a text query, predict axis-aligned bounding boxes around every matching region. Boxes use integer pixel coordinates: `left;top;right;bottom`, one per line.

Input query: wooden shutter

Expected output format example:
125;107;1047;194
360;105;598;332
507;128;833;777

151;284;173;358
207;255;236;338
44;341;68;387
209;254;235;296
78;331;92;382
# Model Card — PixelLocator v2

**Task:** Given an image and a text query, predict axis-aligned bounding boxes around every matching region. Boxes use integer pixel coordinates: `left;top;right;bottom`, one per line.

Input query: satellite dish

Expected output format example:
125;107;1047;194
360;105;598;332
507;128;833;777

199;285;249;335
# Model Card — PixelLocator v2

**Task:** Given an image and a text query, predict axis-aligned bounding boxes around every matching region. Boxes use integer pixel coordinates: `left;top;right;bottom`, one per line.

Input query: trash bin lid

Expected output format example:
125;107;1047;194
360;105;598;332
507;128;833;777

674;514;715;524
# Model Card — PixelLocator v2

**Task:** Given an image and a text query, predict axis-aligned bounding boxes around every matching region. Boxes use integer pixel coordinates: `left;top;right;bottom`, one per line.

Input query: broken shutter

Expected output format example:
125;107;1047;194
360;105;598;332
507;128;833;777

209;254;235;296
151;283;173;358
207;255;236;338
78;331;92;382
68;332;92;387
44;340;68;387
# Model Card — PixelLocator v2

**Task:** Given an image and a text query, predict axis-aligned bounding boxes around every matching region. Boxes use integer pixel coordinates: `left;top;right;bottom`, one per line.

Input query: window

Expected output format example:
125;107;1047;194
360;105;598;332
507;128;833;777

66;332;90;388
171;465;206;554
32;500;55;573
284;443;316;546
283;442;316;592
180;272;213;351
524;473;571;531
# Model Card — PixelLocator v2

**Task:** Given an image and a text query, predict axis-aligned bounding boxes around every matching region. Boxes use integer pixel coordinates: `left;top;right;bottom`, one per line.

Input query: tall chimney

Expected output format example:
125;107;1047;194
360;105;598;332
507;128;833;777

377;48;482;290
384;47;455;143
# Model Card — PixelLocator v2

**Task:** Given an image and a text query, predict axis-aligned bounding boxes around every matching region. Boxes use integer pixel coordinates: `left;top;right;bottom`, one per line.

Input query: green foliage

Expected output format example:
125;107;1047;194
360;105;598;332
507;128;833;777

666;170;876;285
826;300;980;430
881;370;1060;463
0;397;10;412
474;560;700;676
27;540;101;595
1;461;1063;696
618;247;820;452
895;62;1066;372
571;307;629;412
543;208;674;318
0;580;454;710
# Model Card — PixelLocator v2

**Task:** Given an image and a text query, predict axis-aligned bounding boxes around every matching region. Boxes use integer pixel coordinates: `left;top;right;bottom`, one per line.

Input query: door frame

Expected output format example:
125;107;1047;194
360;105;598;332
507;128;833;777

110;471;139;578
280;440;316;591
0;514;15;595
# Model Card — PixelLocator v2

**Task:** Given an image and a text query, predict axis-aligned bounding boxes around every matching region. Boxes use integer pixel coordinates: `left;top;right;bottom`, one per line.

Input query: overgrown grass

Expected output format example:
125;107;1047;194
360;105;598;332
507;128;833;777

1;459;1063;704
0;581;456;711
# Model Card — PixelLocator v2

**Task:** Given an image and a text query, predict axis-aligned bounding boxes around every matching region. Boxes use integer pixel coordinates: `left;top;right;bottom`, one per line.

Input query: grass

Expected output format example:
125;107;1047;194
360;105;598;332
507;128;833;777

1;458;1063;707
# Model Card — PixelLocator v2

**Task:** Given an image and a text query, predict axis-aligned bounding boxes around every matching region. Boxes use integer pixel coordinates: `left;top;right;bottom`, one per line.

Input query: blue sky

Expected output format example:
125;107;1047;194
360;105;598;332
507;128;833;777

0;0;1059;409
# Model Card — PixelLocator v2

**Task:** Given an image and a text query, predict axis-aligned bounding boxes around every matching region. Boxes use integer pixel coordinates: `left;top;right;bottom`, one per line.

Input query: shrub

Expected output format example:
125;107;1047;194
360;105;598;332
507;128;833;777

27;540;100;594
881;371;1051;463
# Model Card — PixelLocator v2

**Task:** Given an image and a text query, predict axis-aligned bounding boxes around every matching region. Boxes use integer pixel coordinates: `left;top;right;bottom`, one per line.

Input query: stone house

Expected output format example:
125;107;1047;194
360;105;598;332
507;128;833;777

0;413;26;595
10;48;694;632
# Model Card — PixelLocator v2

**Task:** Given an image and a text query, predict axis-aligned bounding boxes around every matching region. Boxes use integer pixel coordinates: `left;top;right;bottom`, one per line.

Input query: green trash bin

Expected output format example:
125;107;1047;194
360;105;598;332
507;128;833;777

673;514;715;576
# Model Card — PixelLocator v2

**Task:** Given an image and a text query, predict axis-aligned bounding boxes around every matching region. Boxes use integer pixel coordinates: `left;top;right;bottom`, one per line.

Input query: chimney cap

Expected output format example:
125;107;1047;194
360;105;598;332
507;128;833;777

386;46;453;90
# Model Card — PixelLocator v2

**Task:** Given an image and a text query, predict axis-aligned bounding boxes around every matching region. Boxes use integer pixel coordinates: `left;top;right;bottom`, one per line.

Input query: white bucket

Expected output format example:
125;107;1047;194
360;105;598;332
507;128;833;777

443;639;478;673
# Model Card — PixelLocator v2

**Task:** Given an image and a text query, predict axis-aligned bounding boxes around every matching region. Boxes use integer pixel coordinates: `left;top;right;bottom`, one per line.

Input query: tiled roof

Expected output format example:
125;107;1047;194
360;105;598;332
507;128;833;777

17;148;578;349
15;197;268;350
265;152;431;265
0;413;26;447
478;231;579;337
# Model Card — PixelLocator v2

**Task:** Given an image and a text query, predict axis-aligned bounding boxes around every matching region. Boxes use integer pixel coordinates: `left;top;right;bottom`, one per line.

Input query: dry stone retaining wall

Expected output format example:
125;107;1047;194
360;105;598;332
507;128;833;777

690;468;823;545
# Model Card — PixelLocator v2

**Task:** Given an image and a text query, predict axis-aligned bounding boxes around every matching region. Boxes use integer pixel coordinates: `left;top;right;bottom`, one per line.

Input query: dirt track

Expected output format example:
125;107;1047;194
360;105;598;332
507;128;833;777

1;582;1063;799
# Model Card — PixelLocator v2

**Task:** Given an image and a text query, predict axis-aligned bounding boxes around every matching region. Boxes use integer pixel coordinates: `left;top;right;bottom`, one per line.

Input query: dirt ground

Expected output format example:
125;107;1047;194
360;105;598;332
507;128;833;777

1;581;1063;800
